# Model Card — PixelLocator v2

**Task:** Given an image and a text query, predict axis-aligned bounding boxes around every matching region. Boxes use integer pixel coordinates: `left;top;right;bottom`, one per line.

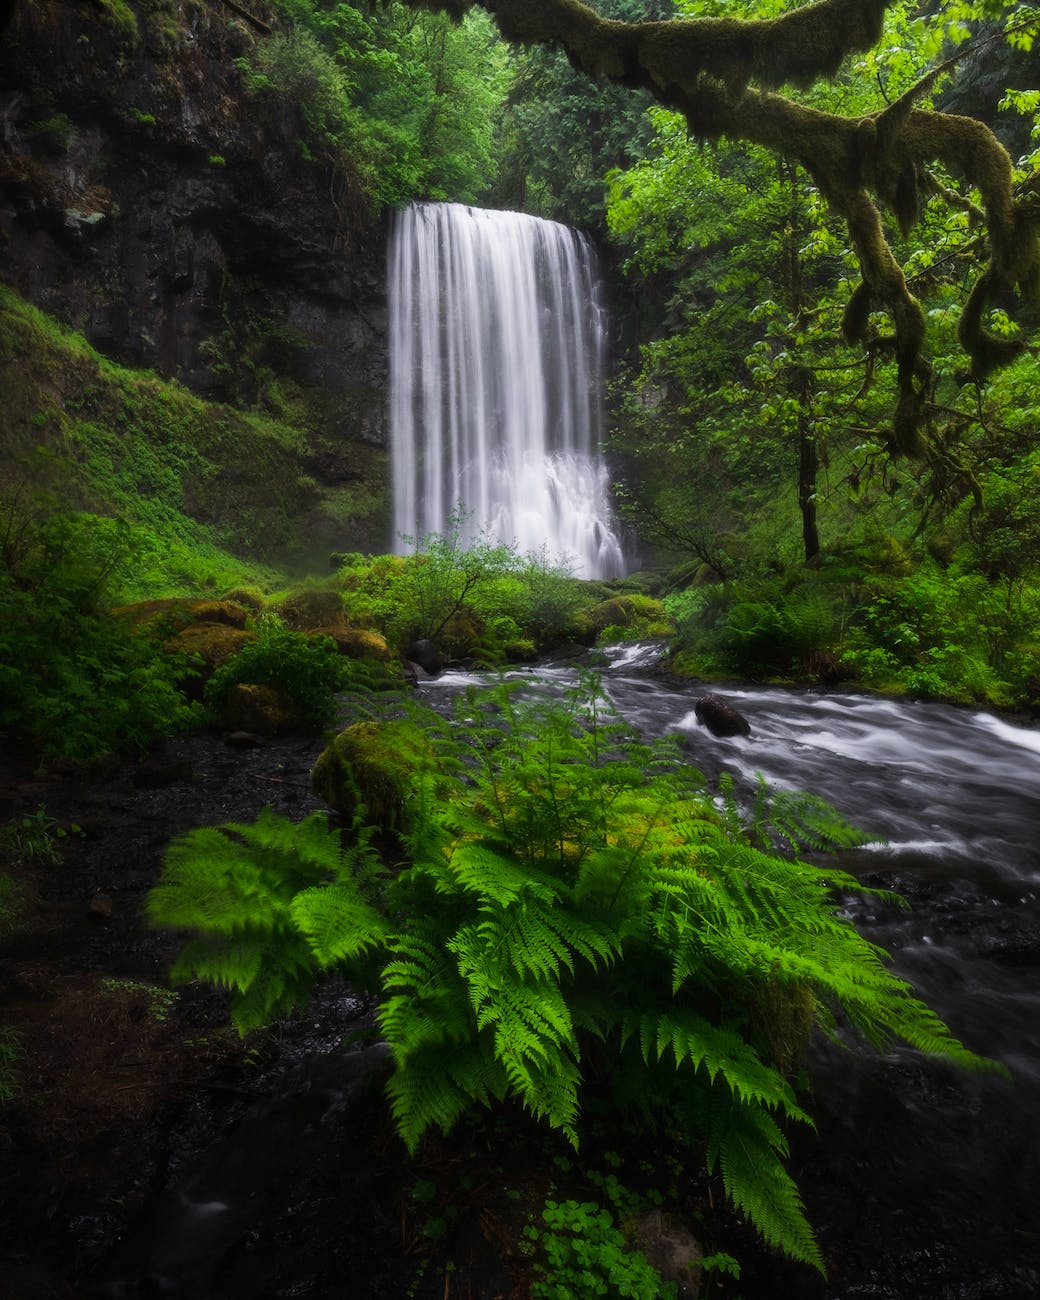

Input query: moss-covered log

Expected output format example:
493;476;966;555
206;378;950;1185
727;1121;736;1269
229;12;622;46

406;0;1040;456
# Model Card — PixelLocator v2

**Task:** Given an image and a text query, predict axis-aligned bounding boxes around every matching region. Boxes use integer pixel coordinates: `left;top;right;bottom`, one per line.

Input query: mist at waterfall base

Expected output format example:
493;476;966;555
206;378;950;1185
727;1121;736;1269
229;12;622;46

388;202;626;580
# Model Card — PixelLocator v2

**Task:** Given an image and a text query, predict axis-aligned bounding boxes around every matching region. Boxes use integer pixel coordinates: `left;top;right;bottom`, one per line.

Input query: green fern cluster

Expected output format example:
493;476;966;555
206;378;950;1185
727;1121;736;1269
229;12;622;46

149;677;1001;1272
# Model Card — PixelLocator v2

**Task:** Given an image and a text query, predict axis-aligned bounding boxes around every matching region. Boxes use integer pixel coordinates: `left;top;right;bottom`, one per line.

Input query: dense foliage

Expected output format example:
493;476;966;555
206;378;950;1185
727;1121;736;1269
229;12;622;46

242;0;509;206
149;677;997;1271
0;505;201;763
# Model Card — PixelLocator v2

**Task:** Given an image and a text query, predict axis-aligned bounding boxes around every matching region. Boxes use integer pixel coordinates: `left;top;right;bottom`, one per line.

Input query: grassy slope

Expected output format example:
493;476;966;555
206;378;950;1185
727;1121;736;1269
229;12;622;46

0;284;332;599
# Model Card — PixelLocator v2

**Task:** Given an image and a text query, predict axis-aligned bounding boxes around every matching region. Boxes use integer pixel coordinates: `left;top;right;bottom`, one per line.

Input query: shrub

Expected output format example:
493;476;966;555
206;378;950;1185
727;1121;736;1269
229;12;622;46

0;510;200;763
203;614;347;727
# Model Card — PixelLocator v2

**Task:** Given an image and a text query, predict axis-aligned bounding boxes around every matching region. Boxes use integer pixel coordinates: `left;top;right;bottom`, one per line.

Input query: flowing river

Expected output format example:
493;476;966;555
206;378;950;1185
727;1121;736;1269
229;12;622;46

420;645;1040;1299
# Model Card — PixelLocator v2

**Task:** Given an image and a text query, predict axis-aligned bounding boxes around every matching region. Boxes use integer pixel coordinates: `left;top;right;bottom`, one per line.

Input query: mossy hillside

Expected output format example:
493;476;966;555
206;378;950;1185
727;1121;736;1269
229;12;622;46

0;286;354;594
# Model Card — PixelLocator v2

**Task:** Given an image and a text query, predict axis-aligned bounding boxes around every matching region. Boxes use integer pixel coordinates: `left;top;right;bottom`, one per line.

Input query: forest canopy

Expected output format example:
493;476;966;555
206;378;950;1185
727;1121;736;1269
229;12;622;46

396;0;1040;459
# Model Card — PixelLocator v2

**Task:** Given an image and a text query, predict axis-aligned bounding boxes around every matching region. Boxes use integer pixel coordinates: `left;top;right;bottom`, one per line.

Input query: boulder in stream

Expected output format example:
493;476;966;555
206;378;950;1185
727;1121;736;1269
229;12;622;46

694;693;751;737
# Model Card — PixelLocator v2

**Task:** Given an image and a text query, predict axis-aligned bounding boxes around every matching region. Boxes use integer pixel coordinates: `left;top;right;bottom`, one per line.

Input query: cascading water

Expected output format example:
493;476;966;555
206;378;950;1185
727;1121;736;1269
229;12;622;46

388;202;626;579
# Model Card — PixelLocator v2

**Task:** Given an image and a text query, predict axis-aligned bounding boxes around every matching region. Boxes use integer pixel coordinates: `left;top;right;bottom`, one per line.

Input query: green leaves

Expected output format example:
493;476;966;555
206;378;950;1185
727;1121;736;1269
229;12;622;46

149;809;388;1032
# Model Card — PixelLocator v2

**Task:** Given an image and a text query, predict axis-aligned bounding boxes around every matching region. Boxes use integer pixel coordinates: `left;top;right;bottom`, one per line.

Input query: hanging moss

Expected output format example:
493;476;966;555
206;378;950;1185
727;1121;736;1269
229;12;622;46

841;281;873;346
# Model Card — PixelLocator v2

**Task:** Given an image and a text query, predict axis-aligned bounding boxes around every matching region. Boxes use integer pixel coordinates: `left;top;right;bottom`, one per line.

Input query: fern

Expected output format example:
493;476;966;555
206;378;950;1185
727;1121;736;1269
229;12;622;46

149;809;387;1030
149;675;1003;1274
707;1093;824;1272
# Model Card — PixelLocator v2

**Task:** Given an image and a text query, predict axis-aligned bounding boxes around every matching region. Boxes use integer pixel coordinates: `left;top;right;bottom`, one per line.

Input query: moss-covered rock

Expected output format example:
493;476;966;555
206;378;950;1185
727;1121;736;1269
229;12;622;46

113;597;251;631
168;624;255;685
586;593;669;636
311;720;436;831
309;625;392;661
220;587;268;613
277;588;347;630
218;683;302;736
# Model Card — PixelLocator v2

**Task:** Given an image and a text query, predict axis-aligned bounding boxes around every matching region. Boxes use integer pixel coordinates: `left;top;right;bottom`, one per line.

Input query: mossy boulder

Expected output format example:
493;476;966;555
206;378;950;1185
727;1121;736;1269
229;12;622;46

220;586;267;613
587;594;670;636
277;588;345;630
218;683;302;736
311;720;437;831
168;623;255;690
309;625;392;661
438;608;484;658
113;597;250;631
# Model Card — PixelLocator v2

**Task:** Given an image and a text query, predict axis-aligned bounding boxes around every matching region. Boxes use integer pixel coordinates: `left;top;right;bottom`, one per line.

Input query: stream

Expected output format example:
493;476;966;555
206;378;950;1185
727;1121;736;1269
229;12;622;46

420;645;1040;1298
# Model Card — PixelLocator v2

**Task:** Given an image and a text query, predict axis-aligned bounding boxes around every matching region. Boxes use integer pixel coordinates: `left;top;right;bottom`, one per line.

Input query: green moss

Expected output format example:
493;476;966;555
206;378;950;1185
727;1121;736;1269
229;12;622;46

95;0;140;41
0;286;315;594
311;720;437;830
276;586;346;629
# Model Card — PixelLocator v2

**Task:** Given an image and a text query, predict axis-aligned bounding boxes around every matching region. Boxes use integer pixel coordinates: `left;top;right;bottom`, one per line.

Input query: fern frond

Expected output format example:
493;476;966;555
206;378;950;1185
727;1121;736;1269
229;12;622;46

619;1008;806;1120
148;827;286;934
446;840;562;906
386;1045;489;1152
225;806;344;877
169;933;314;1034
289;883;391;967
708;1093;825;1273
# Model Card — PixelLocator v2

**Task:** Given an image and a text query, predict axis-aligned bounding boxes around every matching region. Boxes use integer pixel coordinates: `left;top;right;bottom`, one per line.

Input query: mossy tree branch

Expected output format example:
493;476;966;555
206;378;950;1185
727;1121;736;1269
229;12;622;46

404;0;1040;456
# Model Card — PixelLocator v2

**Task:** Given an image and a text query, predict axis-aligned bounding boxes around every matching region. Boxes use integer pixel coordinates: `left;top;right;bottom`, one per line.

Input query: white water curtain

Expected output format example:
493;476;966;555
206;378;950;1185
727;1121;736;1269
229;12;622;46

388;202;625;579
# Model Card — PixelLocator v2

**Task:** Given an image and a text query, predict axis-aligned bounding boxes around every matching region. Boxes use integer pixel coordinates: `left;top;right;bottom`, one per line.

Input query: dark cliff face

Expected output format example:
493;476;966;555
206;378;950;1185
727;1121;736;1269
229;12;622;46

0;0;391;551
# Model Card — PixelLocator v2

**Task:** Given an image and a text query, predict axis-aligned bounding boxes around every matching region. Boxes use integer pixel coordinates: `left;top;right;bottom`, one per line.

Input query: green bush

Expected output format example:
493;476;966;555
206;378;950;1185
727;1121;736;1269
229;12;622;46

332;521;595;661
150;677;998;1272
203;614;347;727
843;566;1026;704
0;510;200;763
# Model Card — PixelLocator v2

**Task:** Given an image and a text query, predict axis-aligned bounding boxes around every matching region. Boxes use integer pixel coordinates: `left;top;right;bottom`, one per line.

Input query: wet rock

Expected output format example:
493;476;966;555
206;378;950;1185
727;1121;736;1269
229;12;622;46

94;1043;396;1298
694;693;751;737
626;1209;703;1297
407;639;442;675
87;892;113;919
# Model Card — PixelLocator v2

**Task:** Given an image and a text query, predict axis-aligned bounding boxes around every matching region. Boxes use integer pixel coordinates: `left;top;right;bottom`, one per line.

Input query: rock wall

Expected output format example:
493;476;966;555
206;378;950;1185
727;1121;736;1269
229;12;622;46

0;0;392;554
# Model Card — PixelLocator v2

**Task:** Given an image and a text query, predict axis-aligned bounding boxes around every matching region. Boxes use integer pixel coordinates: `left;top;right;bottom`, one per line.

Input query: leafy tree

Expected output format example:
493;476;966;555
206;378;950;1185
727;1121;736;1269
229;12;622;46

490;0;676;225
248;0;509;205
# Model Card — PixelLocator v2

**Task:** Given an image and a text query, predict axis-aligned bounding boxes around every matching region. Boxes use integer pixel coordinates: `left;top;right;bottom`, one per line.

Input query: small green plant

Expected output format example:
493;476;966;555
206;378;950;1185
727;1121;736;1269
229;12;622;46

99;977;179;1024
0;806;78;867
0;509;202;763
524;1199;674;1299
203;613;347;727
149;676;1001;1272
26;112;72;154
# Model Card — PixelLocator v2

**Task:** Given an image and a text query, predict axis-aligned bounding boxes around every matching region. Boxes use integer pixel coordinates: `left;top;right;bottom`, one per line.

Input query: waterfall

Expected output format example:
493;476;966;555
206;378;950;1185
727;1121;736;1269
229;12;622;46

388;202;626;579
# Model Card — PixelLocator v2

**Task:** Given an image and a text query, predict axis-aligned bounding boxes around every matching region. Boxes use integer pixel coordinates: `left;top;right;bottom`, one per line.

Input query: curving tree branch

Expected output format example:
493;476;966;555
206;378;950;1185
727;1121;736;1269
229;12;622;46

403;0;1040;456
